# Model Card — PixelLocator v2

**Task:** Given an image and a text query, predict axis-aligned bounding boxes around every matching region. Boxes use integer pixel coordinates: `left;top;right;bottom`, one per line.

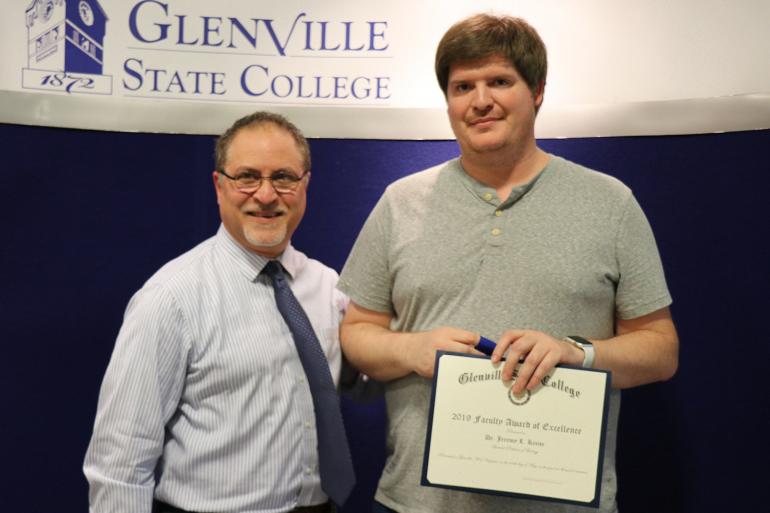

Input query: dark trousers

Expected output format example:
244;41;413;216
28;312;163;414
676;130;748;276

153;500;332;513
371;501;399;513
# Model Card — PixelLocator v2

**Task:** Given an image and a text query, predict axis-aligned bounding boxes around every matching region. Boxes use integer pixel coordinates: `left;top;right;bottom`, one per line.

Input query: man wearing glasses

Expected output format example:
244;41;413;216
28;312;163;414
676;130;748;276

84;112;353;513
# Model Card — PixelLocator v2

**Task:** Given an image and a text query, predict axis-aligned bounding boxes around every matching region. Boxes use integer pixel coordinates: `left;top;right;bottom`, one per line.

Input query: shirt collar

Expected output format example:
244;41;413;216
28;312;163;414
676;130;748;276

450;156;553;208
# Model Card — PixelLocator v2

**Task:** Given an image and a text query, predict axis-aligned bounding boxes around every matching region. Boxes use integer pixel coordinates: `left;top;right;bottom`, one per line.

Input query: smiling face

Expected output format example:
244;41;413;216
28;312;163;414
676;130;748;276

446;54;543;159
213;124;308;257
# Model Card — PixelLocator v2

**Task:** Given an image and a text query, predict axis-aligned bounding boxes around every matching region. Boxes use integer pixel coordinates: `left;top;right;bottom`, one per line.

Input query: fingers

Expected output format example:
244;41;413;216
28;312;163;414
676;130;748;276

509;347;560;394
434;331;484;359
430;327;479;350
413;327;575;391
490;330;525;363
411;327;481;378
492;330;570;394
446;339;485;356
443;327;481;347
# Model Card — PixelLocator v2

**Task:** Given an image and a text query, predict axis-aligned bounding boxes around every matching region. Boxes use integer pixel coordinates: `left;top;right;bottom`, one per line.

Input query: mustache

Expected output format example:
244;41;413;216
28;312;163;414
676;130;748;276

243;205;286;217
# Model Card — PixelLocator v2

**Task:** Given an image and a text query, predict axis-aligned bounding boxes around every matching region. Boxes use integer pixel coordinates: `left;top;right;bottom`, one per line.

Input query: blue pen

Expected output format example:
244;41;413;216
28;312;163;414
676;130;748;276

475;336;497;356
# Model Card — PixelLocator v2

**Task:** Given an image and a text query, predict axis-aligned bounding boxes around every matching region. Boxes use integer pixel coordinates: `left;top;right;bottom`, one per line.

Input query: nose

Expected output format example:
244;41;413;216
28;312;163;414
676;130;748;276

471;83;493;111
251;178;279;205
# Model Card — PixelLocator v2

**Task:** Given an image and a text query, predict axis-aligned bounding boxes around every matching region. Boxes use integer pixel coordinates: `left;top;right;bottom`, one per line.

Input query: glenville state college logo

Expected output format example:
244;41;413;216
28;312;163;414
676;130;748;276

22;0;112;94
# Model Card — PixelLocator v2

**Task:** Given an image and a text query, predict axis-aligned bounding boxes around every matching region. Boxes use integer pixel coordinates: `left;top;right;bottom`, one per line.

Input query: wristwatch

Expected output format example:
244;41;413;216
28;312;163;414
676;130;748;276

564;336;595;369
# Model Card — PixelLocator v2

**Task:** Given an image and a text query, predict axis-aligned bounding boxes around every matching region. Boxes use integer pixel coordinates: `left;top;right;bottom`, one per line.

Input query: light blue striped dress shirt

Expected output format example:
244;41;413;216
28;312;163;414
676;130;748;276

84;226;346;513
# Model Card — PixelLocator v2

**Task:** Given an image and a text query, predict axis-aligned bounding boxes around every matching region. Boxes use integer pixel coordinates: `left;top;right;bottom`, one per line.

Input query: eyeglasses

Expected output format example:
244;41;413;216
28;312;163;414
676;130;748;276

217;169;307;194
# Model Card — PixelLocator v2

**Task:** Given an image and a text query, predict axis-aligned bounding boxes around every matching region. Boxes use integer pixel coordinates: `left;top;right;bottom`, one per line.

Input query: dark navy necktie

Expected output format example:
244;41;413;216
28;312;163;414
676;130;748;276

262;261;355;506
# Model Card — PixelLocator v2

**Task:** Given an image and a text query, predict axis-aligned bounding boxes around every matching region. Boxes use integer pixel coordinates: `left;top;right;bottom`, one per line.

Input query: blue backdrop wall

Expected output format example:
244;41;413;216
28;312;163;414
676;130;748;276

1;123;768;512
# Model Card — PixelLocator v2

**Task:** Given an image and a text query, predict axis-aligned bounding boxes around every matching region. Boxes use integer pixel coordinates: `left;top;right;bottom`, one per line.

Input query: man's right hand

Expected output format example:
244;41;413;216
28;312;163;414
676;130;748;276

407;327;481;378
340;302;481;382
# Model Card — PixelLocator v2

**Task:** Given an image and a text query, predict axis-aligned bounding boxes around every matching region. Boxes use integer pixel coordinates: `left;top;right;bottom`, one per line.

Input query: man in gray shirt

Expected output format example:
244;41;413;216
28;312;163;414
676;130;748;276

337;14;678;513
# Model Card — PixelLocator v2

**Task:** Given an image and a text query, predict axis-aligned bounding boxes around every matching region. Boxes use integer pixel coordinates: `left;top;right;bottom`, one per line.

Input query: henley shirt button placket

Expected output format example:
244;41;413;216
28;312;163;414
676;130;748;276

488;201;506;247
481;190;504;246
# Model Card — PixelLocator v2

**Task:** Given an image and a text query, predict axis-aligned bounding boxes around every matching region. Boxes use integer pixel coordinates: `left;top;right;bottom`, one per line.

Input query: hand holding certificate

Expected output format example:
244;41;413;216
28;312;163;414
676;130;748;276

422;352;611;507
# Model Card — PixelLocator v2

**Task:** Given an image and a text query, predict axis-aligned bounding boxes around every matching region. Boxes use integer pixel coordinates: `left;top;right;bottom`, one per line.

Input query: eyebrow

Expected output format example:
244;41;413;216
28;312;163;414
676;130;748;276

448;72;516;86
451;65;518;77
234;167;298;175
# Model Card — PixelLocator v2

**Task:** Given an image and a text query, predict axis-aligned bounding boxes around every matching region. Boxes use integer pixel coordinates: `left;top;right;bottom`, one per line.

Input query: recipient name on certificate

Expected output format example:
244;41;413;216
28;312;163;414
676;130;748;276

422;351;611;508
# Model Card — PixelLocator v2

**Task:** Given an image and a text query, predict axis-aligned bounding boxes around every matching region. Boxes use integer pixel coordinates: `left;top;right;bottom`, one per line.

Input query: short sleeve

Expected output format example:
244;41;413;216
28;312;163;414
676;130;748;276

337;193;395;314
614;194;673;319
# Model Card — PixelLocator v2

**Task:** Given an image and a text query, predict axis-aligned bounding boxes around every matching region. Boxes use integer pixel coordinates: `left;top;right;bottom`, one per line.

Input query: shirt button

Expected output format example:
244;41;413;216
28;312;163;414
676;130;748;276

491;228;501;236
305;467;312;475
494;210;503;217
305;421;312;429
298;377;305;384
483;193;493;201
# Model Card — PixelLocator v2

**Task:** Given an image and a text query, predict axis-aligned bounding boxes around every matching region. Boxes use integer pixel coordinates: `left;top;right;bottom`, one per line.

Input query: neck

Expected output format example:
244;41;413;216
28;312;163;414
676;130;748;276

460;144;549;201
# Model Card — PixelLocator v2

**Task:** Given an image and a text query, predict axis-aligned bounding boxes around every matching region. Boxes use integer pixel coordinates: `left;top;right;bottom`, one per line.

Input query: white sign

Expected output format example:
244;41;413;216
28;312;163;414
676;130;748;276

1;0;769;138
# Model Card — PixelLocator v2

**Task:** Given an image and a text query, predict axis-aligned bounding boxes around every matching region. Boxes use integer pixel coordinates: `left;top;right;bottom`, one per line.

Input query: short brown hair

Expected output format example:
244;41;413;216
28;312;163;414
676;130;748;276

435;14;547;98
215;111;311;172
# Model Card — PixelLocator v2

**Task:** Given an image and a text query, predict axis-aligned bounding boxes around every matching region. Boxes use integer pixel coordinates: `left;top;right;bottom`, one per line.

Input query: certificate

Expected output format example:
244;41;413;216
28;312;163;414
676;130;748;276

421;352;611;507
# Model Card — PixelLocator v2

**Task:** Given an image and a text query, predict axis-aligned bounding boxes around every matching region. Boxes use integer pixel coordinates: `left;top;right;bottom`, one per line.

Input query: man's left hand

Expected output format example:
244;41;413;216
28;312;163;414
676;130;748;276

490;330;584;394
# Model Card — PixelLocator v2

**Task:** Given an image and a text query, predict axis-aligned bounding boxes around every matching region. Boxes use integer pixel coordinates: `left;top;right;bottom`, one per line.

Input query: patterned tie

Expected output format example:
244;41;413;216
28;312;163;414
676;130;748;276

262;261;355;506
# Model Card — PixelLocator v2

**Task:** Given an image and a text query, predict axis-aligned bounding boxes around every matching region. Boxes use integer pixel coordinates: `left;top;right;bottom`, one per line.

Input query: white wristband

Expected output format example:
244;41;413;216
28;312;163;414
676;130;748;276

564;336;595;369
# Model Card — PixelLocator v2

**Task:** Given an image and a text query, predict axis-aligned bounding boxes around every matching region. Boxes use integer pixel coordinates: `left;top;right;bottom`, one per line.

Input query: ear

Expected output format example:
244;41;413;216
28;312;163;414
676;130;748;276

533;81;545;108
212;171;222;204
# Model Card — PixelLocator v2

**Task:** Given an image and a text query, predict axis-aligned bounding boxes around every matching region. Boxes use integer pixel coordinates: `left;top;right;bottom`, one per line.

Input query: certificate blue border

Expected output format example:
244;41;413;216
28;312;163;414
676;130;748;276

421;351;612;508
